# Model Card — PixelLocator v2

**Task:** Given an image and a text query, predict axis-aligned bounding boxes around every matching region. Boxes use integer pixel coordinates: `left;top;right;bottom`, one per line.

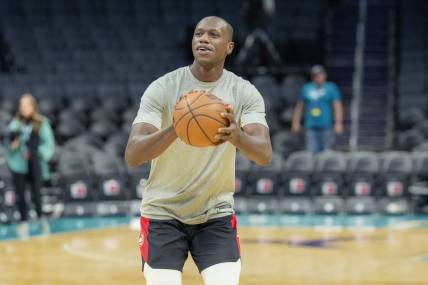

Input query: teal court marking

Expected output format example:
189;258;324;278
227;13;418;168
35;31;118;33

1;215;428;241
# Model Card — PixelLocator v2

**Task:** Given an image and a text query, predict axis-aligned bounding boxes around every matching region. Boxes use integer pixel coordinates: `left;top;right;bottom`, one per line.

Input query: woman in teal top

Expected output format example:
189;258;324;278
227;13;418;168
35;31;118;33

5;93;55;225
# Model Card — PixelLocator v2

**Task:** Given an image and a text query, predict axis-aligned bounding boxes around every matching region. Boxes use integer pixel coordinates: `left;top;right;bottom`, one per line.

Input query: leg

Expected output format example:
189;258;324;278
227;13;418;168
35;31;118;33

201;260;241;285
28;158;42;218
322;128;335;151
314;129;325;153
144;263;182;285
139;217;188;285
12;172;28;221
191;214;241;275
305;129;320;154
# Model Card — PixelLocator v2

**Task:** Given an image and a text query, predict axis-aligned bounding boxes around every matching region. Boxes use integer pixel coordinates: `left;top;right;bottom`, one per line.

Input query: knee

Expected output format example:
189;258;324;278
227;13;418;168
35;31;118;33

201;260;241;285
143;263;182;285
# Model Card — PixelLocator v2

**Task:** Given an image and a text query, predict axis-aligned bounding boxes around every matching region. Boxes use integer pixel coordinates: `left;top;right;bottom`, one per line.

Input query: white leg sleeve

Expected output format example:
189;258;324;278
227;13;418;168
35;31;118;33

201;259;241;285
143;263;182;285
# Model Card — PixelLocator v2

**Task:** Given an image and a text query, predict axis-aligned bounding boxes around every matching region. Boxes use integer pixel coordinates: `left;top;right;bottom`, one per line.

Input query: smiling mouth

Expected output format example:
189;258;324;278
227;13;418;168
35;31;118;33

196;47;212;52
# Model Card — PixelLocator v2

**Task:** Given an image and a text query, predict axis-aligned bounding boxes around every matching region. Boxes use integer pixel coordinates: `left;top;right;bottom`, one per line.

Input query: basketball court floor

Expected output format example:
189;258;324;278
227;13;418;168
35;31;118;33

1;215;428;285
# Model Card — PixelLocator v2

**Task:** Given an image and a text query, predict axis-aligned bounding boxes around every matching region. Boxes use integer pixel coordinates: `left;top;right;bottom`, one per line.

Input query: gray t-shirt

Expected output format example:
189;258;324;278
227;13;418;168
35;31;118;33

133;66;268;224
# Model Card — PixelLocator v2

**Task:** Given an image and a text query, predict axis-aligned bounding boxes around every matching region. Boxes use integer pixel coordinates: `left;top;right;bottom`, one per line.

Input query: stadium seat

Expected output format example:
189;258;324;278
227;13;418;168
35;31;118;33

92;151;129;201
414;141;428;151
0;112;12;131
416;120;428;139
265;112;282;136
98;84;127;99
122;108;137;125
279;107;294;125
91;108;122;125
37;96;65;117
58;150;95;203
409;151;428;214
126;162;151;200
378;152;413;214
412;151;428;182
397;108;425;131
313;151;347;214
0;98;17;116
272;130;303;158
89;120;119;141
234;152;252;213
55;120;86;144
64;133;104;152
246;152;283;214
69;95;99;114
252;75;282;111
0;151;16;222
280;151;314;214
104;131;128;158
345;152;380;214
396;129;424;151
280;75;306;106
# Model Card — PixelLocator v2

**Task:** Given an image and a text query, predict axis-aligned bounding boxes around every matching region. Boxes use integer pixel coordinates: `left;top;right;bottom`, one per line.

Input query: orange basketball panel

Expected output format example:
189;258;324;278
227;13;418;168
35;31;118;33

187;118;213;147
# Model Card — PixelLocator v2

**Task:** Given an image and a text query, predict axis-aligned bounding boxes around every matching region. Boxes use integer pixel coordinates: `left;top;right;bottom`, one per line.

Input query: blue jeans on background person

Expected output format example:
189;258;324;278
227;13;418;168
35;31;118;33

305;128;334;154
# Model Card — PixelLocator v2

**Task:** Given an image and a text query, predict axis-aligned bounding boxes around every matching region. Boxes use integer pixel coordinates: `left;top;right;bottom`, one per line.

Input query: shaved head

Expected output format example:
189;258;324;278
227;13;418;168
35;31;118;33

192;15;235;71
196;16;234;41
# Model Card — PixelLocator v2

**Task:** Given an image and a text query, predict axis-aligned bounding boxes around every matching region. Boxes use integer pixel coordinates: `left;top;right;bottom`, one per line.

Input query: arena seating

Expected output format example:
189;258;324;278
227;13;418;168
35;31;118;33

395;0;428;151
0;0;427;221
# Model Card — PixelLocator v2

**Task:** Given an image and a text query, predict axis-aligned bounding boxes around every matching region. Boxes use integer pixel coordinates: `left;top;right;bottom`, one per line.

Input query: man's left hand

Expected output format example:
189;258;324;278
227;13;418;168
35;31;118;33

214;105;241;145
334;122;344;135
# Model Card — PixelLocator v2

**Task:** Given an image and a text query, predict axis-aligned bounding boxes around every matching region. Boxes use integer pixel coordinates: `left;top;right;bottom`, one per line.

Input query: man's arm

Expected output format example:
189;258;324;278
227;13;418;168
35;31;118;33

291;101;304;133
215;106;272;166
124;123;177;167
333;100;344;134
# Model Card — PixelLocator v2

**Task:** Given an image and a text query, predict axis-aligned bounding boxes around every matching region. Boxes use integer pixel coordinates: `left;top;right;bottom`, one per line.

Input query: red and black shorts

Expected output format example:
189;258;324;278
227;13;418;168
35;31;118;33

139;214;240;272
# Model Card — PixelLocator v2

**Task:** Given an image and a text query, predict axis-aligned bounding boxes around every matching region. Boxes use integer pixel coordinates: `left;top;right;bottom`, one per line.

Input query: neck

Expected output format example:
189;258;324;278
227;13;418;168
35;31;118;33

190;61;224;82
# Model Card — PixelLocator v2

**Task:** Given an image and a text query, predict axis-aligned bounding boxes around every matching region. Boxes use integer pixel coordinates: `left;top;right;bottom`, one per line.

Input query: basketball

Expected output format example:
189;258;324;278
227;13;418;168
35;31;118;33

173;90;229;147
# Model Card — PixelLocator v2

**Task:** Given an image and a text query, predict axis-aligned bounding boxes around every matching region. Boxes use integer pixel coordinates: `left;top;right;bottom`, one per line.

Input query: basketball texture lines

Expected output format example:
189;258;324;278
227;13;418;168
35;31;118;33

173;90;229;147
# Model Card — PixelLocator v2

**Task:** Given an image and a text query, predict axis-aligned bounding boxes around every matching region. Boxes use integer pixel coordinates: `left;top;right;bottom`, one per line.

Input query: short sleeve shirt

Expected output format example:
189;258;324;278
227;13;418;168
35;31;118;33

299;81;341;129
133;66;268;224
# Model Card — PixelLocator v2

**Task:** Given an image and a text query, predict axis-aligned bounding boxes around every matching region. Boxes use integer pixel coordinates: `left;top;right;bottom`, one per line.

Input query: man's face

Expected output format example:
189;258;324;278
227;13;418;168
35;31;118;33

192;18;234;68
313;73;326;85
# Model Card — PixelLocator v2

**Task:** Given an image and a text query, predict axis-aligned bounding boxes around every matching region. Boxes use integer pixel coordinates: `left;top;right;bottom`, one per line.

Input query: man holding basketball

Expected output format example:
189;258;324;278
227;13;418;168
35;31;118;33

125;16;272;285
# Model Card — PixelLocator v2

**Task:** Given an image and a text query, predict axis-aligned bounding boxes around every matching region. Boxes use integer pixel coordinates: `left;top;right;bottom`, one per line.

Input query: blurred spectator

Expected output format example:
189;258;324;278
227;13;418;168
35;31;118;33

242;0;275;30
236;0;281;66
5;94;55;236
0;33;13;72
291;65;344;153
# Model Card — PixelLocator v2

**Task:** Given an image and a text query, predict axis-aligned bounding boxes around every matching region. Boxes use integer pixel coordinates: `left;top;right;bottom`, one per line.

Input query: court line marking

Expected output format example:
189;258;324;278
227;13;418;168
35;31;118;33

62;241;137;266
387;220;426;230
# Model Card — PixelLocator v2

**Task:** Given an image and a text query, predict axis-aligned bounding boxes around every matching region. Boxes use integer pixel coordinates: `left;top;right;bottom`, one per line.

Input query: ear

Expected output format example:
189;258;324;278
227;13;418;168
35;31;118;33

226;41;235;55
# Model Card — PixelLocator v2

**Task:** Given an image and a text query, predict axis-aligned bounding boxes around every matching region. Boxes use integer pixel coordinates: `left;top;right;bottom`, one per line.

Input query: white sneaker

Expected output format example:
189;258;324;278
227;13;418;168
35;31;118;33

40;218;51;236
16;222;30;240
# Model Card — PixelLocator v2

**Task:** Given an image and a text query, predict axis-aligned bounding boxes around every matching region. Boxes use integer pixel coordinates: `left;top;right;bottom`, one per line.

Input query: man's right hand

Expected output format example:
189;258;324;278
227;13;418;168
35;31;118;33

291;123;301;133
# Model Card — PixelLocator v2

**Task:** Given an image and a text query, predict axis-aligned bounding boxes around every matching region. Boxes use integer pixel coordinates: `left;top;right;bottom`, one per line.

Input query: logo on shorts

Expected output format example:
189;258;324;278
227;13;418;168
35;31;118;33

139;234;144;247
